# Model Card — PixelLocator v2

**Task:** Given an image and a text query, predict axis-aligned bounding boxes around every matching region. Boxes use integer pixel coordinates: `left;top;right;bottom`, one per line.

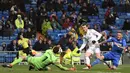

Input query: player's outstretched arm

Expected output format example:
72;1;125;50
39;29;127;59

99;37;114;45
77;37;87;53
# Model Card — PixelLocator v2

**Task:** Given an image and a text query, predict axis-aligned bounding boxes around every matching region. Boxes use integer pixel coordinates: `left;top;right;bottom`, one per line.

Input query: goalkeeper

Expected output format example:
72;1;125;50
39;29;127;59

3;45;76;71
27;45;76;71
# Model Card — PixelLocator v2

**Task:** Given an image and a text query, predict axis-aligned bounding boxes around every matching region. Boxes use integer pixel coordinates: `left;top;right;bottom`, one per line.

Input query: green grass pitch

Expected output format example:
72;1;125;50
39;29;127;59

0;64;130;73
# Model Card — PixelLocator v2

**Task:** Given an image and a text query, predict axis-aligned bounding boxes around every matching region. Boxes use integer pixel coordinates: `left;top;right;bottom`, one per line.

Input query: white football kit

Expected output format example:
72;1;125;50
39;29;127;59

79;29;102;54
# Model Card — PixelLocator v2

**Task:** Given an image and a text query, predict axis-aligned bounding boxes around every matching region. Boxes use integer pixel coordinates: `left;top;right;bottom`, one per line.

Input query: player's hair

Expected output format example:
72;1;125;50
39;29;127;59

117;31;123;37
53;46;61;54
117;30;122;33
81;22;88;27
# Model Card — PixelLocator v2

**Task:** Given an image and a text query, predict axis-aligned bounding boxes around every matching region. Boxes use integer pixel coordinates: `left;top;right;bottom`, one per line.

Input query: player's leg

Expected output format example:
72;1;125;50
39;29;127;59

90;48;102;67
111;57;120;70
91;55;104;67
83;48;93;69
10;51;27;66
2;51;27;68
91;52;112;68
95;48;101;59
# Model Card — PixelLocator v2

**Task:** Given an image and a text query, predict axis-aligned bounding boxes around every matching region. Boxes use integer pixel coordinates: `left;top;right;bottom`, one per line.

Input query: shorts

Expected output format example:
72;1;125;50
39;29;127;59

19;50;27;57
86;47;100;54
103;52;121;67
23;47;31;55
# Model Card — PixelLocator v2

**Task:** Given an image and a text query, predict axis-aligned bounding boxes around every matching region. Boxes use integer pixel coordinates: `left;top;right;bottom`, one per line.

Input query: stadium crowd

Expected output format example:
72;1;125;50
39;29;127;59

0;0;130;53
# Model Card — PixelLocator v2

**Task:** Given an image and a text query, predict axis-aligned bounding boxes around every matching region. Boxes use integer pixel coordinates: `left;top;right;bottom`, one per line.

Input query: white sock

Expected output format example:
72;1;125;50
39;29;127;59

85;56;90;65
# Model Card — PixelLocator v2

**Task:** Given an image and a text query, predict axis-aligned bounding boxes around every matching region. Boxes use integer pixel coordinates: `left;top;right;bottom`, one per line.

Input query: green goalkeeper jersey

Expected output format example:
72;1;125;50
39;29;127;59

27;49;69;71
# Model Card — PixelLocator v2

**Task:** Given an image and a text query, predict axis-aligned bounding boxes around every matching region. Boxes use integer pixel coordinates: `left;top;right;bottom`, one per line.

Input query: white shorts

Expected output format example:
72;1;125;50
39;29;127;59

86;46;100;54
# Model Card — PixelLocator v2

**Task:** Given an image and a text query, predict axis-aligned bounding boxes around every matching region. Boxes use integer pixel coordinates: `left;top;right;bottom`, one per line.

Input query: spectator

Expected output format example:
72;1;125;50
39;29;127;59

68;28;78;41
66;36;75;51
70;11;77;23
80;2;88;16
15;15;24;29
33;36;44;51
105;13;115;25
91;3;99;15
55;0;63;11
105;7;111;18
101;20;110;30
1;42;7;51
1;16;6;25
51;16;62;30
62;17;74;29
77;12;82;24
4;21;13;29
102;0;115;8
24;17;34;29
17;28;26;39
46;0;55;11
93;24;101;32
3;20;14;36
25;28;34;39
125;0;130;5
10;4;18;14
17;9;25;19
46;40;53;49
107;0;115;8
73;1;80;11
67;3;75;11
58;34;68;51
50;13;58;21
78;16;90;25
37;0;43;8
41;17;52;35
122;19;130;30
0;20;3;36
60;11;68;24
9;10;17;26
120;0;124;5
102;0;108;8
123;31;130;43
42;38;50;51
113;12;119;19
7;40;19;51
28;7;36;25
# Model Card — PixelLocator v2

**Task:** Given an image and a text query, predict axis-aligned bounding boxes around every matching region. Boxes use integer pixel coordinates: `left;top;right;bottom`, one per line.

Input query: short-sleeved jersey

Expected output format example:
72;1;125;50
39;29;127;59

106;37;127;55
18;38;29;49
79;29;102;50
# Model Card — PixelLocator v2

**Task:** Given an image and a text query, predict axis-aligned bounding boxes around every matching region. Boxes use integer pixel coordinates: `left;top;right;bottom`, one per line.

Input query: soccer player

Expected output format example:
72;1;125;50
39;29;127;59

2;35;32;68
3;45;76;71
77;23;102;69
27;46;76;71
91;31;127;70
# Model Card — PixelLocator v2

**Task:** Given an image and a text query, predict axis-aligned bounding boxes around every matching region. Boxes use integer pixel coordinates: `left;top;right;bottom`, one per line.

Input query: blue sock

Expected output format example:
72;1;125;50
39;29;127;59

91;59;101;67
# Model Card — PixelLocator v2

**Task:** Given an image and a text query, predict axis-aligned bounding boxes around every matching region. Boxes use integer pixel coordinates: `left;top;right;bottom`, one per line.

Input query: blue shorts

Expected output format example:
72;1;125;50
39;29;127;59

103;52;121;67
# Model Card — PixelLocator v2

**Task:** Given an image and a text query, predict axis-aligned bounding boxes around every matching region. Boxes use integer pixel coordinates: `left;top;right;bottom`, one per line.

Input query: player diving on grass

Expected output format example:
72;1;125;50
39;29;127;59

2;45;76;71
77;23;103;69
91;31;127;70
